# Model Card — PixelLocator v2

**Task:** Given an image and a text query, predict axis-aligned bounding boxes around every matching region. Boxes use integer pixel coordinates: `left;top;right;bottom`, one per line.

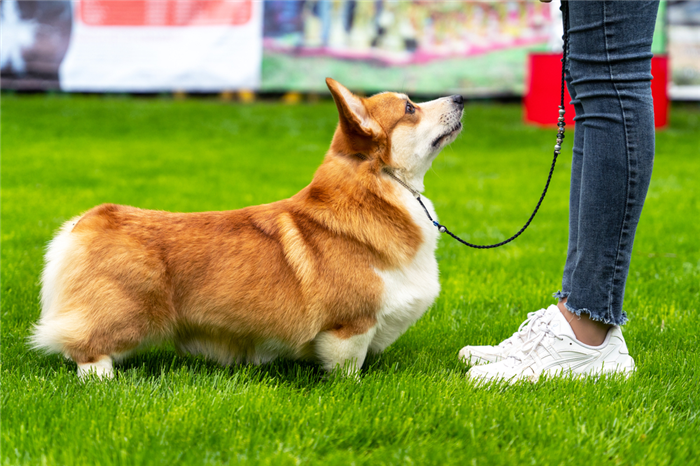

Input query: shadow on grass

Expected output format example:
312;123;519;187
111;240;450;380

31;341;448;389
113;349;325;388
113;348;412;390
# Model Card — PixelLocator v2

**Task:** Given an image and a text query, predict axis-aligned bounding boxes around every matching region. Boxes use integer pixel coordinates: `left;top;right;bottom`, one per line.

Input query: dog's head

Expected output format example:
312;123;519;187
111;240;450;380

326;78;463;188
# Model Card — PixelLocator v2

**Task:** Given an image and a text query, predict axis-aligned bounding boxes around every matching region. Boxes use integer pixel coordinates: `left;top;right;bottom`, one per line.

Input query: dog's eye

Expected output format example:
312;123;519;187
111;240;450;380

405;102;415;114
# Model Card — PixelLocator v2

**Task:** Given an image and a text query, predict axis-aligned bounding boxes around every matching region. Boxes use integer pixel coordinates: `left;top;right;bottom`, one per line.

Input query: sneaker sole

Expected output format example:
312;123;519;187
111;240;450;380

458;351;499;366
468;356;637;385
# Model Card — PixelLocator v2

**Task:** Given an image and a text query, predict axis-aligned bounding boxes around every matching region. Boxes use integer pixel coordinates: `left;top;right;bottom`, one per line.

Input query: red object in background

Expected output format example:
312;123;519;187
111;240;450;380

524;53;669;128
79;0;252;27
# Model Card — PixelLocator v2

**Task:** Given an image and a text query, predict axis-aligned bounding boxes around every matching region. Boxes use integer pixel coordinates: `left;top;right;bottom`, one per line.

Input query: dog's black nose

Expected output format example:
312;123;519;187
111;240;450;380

452;95;464;106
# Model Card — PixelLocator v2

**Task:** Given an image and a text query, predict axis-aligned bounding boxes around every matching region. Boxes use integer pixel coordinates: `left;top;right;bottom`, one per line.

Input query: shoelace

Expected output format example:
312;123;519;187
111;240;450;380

506;318;564;366
499;308;549;349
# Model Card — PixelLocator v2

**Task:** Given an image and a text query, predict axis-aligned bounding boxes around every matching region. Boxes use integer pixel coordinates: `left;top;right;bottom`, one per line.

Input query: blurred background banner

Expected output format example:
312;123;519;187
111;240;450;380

2;0;262;92
60;0;261;92
1;0;697;99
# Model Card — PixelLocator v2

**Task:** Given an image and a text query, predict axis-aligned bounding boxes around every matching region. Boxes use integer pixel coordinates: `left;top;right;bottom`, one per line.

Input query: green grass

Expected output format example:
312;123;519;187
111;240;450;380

2;95;699;465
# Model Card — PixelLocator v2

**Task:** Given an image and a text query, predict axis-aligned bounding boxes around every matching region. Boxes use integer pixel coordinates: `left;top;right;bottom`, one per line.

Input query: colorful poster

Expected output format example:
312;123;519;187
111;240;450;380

261;0;552;94
59;0;262;92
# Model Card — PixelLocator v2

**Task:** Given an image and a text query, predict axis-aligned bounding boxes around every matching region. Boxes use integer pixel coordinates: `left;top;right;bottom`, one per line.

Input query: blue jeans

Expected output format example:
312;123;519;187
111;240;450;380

554;1;659;326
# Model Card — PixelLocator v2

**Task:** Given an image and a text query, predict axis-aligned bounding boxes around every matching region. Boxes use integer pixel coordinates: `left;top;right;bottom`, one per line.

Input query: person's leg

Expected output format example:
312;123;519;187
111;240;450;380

461;1;659;375
556;0;658;344
557;78;612;345
553;30;611;345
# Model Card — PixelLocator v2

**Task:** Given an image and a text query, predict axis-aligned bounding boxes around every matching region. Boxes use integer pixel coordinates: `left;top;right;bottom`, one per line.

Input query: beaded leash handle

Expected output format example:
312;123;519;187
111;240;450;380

391;0;570;250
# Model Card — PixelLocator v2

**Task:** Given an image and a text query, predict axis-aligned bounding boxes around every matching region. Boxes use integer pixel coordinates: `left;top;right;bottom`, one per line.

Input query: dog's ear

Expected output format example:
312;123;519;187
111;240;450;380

326;78;380;139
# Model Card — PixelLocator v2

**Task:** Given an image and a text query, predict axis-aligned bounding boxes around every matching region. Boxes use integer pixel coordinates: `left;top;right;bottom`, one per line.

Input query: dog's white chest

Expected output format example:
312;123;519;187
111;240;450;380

370;190;440;353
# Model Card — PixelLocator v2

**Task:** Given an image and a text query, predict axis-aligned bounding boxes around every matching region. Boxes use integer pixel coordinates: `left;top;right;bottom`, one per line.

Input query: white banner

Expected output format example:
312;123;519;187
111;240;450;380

60;0;262;92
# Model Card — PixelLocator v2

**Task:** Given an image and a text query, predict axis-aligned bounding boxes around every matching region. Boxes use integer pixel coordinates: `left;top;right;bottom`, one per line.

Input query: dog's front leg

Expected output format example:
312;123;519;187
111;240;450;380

313;326;377;377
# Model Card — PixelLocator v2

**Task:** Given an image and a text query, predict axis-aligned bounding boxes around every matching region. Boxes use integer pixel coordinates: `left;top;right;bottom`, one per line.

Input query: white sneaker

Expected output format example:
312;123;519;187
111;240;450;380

458;305;559;365
467;309;636;383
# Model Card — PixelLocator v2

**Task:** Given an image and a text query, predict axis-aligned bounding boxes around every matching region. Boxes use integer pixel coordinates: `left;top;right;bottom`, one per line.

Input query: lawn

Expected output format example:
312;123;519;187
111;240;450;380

2;95;698;465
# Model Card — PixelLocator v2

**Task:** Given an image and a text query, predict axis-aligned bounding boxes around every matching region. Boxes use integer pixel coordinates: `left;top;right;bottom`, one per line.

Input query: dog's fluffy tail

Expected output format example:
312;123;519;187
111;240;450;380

30;216;83;355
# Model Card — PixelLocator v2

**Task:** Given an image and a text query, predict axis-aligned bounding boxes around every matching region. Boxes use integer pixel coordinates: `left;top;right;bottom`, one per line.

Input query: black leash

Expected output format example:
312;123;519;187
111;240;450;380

387;1;570;249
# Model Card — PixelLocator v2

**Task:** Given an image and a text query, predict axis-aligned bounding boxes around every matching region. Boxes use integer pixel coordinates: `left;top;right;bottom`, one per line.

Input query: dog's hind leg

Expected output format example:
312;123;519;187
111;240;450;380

314;324;377;377
77;355;114;379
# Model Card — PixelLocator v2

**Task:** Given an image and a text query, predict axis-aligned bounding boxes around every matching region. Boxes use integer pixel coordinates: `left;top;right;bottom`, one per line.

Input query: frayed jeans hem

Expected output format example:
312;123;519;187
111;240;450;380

563;301;629;327
552;290;628;326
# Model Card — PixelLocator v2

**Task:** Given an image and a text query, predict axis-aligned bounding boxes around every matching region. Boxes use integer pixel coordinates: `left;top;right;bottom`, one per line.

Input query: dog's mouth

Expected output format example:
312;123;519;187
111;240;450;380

431;122;463;148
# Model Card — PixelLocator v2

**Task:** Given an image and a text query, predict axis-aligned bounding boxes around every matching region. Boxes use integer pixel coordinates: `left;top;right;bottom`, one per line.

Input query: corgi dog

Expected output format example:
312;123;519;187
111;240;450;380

32;78;464;378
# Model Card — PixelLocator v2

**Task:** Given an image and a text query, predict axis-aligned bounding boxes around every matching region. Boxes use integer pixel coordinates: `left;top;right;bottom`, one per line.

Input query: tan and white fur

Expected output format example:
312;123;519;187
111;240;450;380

32;78;464;378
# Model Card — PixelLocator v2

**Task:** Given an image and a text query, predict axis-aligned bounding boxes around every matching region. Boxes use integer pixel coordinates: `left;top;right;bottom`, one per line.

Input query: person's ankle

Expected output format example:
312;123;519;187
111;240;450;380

557;300;612;346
